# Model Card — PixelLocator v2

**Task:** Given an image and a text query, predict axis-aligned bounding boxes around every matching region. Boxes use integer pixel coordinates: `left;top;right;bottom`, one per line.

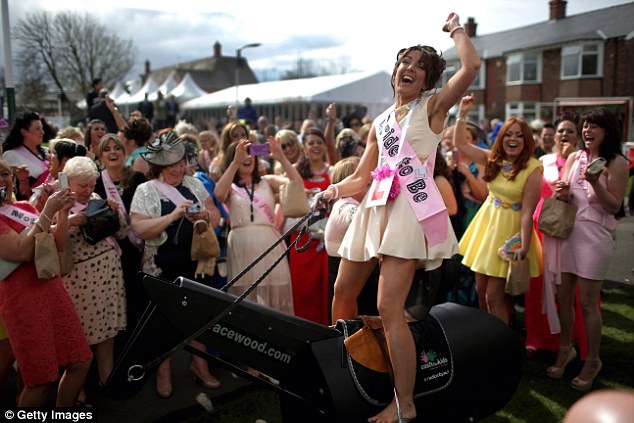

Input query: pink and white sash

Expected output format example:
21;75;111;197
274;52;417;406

0;205;35;279
367;101;448;246
0;204;39;228
72;202;122;255
102;170;143;250
13;146;50;187
231;183;275;225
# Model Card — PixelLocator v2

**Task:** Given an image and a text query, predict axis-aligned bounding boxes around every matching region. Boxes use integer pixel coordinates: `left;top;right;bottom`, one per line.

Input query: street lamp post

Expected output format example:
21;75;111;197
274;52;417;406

235;43;261;106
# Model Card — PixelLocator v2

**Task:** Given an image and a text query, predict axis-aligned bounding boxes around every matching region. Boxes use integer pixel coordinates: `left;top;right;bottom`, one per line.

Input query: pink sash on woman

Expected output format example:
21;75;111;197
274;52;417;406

102;170;143;250
231;183;275;225
367;101;448;246
150;179;191;207
13;146;50;187
0;205;35;279
0;204;39;228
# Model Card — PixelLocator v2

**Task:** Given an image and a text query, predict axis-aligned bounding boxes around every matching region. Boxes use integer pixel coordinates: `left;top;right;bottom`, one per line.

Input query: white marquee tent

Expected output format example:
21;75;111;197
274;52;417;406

182;71;394;123
119;77;158;106
149;71;179;101
169;73;208;103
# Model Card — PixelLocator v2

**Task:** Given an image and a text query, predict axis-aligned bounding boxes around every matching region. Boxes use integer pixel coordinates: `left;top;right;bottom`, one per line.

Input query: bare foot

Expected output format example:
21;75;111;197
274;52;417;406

368;399;416;423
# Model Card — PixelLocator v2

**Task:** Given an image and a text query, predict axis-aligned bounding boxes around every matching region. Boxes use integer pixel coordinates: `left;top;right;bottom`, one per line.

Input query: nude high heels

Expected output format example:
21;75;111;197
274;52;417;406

571;358;602;391
546;346;577;379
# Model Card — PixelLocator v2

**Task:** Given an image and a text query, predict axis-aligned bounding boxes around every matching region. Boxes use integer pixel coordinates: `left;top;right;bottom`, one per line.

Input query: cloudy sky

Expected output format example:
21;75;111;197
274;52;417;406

1;0;631;83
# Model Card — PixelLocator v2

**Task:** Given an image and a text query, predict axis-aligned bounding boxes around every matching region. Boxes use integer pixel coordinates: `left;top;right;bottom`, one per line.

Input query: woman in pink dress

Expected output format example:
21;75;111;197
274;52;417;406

0;159;92;406
547;108;628;390
525;114;589;358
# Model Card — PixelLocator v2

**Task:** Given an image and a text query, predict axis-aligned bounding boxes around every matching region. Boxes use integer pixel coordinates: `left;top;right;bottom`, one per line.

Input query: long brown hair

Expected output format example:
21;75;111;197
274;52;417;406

483;117;535;182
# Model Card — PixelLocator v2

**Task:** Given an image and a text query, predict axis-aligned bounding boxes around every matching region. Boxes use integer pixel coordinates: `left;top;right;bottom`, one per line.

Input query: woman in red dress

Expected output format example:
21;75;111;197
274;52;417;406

0;159;92;406
289;128;332;324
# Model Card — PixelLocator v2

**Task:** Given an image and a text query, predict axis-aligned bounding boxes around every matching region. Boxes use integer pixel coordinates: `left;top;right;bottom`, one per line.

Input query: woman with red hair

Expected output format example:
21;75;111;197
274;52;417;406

456;95;543;324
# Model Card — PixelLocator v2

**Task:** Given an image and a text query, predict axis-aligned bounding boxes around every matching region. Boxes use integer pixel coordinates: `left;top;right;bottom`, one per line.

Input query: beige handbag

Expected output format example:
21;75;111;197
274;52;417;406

34;232;61;280
191;220;220;278
505;256;530;296
279;179;309;218
538;197;577;239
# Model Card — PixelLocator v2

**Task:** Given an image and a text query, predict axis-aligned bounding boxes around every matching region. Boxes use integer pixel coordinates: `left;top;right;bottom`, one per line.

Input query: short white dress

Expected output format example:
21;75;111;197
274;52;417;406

338;94;458;270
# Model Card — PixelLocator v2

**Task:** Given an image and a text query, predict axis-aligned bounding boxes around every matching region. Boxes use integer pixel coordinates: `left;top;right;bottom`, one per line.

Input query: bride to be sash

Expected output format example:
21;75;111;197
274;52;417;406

367;101;448;246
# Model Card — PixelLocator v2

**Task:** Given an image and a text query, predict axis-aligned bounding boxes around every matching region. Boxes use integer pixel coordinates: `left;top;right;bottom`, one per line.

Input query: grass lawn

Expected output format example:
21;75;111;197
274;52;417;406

188;284;634;423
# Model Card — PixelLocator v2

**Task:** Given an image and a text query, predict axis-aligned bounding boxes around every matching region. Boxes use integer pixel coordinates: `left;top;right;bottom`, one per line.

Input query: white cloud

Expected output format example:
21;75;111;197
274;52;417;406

2;0;632;83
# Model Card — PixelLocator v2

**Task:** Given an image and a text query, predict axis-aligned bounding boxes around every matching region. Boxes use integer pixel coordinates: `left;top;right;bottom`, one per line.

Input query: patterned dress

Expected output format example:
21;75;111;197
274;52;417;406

63;194;127;345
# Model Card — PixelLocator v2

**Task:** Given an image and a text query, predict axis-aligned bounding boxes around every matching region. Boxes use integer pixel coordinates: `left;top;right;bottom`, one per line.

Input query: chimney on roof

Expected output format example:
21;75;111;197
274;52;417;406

464;17;477;37
549;0;567;20
214;41;222;58
144;59;151;77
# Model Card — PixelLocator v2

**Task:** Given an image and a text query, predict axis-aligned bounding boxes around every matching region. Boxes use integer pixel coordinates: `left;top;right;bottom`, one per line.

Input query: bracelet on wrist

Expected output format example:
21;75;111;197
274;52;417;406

40;212;52;225
328;184;339;200
450;26;464;38
456;116;468;124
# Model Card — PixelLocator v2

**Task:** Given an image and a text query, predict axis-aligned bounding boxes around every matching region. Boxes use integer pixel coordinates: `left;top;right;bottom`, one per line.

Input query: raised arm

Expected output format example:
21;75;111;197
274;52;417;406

429;12;481;132
324;103;339;165
213;139;248;203
453;95;489;166
263;136;303;193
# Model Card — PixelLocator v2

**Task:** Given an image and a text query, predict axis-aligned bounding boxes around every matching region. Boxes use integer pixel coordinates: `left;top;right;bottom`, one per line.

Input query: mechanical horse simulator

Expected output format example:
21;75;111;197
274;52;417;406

106;274;523;422
106;210;524;422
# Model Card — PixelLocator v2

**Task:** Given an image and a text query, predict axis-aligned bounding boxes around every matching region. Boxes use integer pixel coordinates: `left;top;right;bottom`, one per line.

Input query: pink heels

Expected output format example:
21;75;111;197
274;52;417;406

546;346;577;379
571;358;602;391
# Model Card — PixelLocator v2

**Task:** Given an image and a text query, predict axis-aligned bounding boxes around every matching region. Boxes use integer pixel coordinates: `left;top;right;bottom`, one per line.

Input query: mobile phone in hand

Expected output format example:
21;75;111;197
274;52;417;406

59;172;69;189
249;143;270;156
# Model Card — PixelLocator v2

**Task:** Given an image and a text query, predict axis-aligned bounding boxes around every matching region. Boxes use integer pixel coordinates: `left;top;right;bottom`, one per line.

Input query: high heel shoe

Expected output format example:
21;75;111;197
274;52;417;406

571;358;602;391
546;346;577;379
190;363;221;389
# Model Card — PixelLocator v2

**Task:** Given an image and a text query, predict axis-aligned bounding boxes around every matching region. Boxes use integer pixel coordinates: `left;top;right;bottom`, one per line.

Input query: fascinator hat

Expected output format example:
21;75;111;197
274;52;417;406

141;131;185;166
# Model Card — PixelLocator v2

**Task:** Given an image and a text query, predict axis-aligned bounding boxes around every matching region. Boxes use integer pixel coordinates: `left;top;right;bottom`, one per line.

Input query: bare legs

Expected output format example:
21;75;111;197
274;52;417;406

55;359;92;407
93;337;115;385
17;358;91;407
333;256;417;423
475;273;508;324
332;258;378;323
553;272;603;387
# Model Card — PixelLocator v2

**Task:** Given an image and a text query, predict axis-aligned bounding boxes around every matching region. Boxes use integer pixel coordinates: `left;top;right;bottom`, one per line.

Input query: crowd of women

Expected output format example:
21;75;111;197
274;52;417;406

0;12;629;422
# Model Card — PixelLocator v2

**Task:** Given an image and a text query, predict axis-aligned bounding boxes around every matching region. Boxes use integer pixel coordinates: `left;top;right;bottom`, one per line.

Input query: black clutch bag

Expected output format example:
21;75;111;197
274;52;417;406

80;199;121;245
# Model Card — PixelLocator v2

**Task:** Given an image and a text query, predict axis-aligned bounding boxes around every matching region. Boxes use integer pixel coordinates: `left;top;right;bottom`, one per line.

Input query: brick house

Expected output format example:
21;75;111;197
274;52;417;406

441;1;634;138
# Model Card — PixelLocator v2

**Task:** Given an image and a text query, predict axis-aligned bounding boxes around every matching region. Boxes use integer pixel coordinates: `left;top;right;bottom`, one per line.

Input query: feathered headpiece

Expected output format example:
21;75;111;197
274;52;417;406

141;131;185;166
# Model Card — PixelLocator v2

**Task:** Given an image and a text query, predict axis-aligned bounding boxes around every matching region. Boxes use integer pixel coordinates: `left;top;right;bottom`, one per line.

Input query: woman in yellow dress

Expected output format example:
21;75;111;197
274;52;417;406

456;95;543;324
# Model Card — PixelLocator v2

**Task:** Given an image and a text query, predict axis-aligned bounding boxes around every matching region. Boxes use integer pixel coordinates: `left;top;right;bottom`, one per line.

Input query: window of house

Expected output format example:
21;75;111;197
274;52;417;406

441;62;483;89
506;102;538;122
561;43;602;78
506;52;540;84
